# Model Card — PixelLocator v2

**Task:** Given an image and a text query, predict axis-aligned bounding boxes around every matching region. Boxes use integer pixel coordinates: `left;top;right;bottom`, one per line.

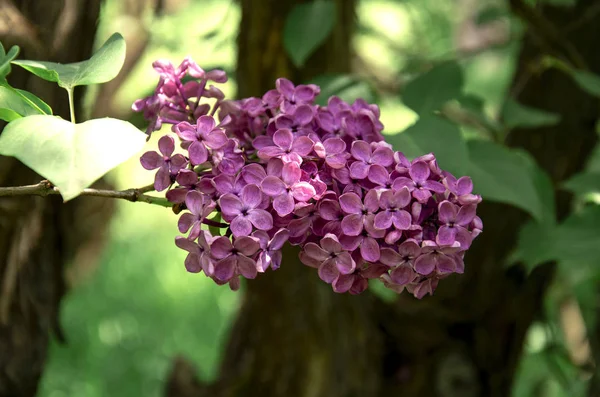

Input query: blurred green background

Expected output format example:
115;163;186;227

34;0;596;396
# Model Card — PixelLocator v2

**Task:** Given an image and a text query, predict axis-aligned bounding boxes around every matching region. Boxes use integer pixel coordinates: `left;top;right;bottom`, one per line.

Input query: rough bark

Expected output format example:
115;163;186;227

166;0;600;396
0;1;108;396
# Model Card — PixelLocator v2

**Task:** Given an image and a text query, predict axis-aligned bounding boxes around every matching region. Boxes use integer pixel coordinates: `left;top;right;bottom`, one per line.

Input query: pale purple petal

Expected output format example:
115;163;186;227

335;252;356;274
291;182;316;202
158;135;175;157
339;193;363;214
273;128;294;150
318;259;339;283
248;209;273;231
292;136;314;156
241;184;262;209
320;234;342;254
409;161;430;182
261;176;286;196
234;236;260;256
304;242;330;261
231;216;253;237
214;256;236;281
414;253;435;275
351;141;371;162
273;193;294;216
436;225;457;246
379;248;401;267
219;194;243;217
349;161;369;180
360;237;380;262
456;204;476;226
392;210;412;230
341;214;363;236
140;151;162;170
210;237;233;259
238;256;258;279
374;212;393;230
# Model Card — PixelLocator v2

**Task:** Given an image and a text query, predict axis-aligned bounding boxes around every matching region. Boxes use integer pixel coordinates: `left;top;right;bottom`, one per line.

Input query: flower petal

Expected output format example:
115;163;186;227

273;128;294;150
241;184;263;209
214;256;236;281
210;236;233;259
360;237;380;262
140;151;162;170
409;161;430;183
351;140;371;162
341;214;364;236
318;259;339;283
219;194;243;217
248;209;274;231
261;176;286;196
158;135;175;157
273;193;295;216
230;216;253;237
237;255;258;279
234;236;260;256
339;192;363;214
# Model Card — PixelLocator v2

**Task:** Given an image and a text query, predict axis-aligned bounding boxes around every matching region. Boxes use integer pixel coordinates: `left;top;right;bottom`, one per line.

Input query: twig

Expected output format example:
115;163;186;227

0;180;172;207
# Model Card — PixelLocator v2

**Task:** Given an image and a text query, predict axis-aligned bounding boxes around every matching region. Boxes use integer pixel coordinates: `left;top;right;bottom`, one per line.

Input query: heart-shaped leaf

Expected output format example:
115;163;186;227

11;33;125;89
0;83;51;121
283;1;336;68
0;115;146;201
0;42;19;79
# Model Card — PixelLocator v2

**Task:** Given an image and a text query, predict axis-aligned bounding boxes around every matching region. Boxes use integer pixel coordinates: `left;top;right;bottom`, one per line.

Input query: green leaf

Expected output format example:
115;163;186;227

0;42;19;78
569;70;600;97
310;74;376;106
0;108;22;122
510;221;556;272
283;1;336;68
16;89;52;115
388;115;469;177
0;115;146;201
0;84;51;121
501;98;560;129
467;140;554;223
562;172;600;196
402;61;464;115
554;205;600;264
11;33;126;89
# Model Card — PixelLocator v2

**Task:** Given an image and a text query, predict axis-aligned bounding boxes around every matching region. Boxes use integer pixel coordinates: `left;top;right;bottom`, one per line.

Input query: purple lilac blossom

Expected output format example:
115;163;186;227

135;57;483;298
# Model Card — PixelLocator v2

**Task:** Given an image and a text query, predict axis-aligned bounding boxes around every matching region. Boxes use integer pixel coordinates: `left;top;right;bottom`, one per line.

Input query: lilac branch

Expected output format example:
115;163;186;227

0;180;172;207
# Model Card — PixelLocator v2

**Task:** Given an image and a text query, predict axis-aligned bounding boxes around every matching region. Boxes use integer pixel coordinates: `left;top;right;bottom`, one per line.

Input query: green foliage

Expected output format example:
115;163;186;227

0;82;52;122
466;140;555;223
562;172;600;196
0;42;19;79
389;115;469;176
0;115;146;201
310;74;376;105
569;69;600;98
401;61;464;114
501;98;561;129
12;33;126;89
283;0;336;67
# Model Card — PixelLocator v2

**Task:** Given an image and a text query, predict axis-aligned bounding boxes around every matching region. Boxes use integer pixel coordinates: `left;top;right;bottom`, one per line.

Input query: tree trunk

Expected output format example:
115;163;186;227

0;1;108;396
167;0;600;396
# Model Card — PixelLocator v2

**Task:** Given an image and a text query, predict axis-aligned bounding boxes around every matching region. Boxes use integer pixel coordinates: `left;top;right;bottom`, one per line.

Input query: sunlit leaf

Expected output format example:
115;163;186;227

501;98;560;129
283;1;336;68
0;42;19;79
388;115;469;177
0;83;51;121
0;115;146;201
12;33;126;89
402;61;464;115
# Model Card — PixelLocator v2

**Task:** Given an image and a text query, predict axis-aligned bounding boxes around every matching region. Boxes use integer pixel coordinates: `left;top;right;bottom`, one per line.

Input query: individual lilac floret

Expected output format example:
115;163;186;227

253;229;290;272
136;61;484;297
210;236;260;282
219;184;273;237
300;234;356;284
174;116;228;165
140;135;187;191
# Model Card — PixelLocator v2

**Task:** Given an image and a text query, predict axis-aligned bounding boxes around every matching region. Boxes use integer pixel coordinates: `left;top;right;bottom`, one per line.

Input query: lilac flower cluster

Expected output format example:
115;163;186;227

134;58;483;298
